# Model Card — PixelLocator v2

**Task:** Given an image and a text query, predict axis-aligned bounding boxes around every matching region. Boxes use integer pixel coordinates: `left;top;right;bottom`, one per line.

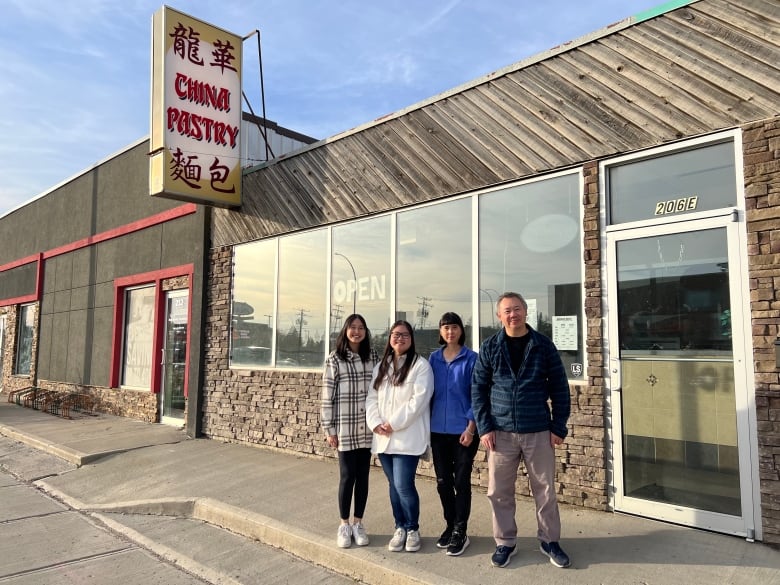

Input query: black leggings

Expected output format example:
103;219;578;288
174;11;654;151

431;432;479;532
338;448;372;520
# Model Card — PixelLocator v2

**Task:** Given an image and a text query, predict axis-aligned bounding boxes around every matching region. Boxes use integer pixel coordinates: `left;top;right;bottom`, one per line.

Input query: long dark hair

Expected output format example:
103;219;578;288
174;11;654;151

335;314;372;362
373;320;417;390
437;312;466;345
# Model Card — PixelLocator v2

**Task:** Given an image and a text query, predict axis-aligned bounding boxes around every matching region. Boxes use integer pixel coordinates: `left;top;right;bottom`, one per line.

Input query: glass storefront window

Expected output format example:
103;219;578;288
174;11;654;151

121;287;155;388
14;304;35;375
397;198;473;357
479;172;584;379
277;230;327;368
231;239;276;368
608;141;736;225
331;216;391;350
228;172;584;380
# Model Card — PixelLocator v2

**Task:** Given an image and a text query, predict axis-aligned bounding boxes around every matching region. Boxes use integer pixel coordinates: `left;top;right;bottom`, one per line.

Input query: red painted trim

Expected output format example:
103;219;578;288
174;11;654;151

43;204;197;261
34;253;43;300
109;264;195;397
151;285;165;397
0;253;39;273
0;292;38;308
0;204;197;307
183;273;194;397
109;284;126;388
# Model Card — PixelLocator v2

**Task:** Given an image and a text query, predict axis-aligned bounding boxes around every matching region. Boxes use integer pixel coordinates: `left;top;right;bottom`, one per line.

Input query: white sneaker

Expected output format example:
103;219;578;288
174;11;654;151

352;522;369;546
388;527;407;552
405;529;421;552
336;524;352;548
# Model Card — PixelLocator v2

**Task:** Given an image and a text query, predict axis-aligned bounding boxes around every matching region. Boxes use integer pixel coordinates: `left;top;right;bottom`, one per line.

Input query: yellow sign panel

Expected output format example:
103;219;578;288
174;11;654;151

150;6;242;207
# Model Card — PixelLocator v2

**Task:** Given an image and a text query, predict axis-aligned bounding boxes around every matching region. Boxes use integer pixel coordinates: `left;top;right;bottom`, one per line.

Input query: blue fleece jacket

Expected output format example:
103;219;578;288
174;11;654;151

471;326;570;439
429;345;478;435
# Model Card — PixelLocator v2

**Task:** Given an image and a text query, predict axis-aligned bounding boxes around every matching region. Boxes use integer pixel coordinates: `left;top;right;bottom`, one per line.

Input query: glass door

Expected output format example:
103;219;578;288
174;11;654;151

160;289;188;425
606;218;757;537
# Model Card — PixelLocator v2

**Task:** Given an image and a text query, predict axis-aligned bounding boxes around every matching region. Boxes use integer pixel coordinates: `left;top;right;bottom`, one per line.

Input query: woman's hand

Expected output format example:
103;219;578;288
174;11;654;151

459;427;475;446
326;434;338;448
373;422;393;436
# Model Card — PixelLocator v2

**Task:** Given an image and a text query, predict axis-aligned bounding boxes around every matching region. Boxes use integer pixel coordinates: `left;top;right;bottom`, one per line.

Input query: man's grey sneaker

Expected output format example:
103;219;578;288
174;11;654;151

540;541;571;568
388;527;407;552
336;523;352;548
446;530;469;556
352;522;369;546
491;544;517;568
436;526;453;548
405;529;422;552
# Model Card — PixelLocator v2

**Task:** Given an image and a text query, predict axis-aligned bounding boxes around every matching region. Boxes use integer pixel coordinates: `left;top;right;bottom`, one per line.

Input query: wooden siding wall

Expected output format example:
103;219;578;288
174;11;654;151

213;0;779;248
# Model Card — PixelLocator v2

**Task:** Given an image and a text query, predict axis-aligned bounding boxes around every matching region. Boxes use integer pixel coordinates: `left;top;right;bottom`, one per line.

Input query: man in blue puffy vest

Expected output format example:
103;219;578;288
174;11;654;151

472;291;571;569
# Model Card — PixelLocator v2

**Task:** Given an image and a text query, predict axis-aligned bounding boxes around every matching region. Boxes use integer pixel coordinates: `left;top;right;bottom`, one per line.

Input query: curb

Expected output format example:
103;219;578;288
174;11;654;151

36;482;465;585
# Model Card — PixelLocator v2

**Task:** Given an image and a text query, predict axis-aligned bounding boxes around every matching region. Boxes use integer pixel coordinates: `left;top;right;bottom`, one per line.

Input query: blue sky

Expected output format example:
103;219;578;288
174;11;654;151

0;0;663;215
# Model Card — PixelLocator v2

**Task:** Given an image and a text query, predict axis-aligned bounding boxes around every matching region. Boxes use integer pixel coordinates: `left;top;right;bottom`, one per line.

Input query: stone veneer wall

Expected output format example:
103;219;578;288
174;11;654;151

0;304;39;397
201;170;611;511
743;116;780;545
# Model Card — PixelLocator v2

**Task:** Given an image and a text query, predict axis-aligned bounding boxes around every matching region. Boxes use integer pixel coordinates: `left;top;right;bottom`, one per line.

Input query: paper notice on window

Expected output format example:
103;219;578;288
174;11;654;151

526;298;538;329
553;315;578;350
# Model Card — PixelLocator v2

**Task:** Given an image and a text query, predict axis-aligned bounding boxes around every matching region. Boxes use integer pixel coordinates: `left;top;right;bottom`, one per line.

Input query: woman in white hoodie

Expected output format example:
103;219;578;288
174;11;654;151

366;320;434;553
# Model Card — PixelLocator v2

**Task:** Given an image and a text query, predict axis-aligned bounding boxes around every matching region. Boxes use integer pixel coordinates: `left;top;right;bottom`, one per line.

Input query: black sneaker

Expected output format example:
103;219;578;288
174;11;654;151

436;526;453;549
491;544;517;568
539;541;571;568
445;530;470;556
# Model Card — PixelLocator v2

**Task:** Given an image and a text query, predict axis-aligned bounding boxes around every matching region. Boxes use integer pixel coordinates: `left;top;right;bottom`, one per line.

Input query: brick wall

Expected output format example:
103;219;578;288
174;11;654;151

743;116;780;545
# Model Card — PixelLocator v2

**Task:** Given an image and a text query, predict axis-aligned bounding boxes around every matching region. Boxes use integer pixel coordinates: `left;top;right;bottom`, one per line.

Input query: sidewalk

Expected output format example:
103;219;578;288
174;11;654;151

1;399;778;585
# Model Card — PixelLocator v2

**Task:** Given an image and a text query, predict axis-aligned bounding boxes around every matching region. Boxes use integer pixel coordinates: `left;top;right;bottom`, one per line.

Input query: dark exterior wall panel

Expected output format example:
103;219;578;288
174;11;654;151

89;306;114;387
65;309;89;385
37;312;53;380
95;228;164;284
70;285;93;311
53;290;71;314
48;311;70;380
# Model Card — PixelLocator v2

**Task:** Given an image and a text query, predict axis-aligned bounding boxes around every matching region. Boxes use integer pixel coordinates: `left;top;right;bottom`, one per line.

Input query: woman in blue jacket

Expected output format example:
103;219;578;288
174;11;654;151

428;312;478;557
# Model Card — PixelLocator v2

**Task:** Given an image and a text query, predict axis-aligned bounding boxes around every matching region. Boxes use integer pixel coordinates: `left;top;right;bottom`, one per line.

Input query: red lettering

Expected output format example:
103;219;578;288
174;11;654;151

172;72;232;112
166;106;238;148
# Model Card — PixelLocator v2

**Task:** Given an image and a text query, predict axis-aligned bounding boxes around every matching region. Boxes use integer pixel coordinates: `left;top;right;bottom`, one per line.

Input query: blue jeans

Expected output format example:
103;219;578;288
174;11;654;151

378;453;420;531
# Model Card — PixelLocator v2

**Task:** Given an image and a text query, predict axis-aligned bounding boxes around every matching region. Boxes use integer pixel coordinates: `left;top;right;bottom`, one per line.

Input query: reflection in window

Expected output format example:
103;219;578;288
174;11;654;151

397;198;472;357
277;230;327;368
228;173;584;379
231;240;276;368
332;217;391;350
479;173;584;379
617;230;731;355
608;141;736;225
14;304;35;375
122;287;155;388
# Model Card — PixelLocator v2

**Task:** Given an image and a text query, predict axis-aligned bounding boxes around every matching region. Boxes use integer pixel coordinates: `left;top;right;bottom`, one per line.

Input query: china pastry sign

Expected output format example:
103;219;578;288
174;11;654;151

149;7;242;207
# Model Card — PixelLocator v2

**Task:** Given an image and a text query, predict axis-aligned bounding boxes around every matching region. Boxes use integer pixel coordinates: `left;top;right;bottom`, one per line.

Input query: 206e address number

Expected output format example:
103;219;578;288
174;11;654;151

654;196;698;215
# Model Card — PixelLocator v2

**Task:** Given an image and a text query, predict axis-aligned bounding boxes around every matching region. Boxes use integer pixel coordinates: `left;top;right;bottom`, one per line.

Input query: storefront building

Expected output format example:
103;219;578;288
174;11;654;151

202;0;780;544
0;118;315;431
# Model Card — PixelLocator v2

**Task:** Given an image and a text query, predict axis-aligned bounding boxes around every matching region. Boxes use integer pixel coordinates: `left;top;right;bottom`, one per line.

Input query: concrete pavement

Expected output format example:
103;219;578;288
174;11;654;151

0;399;778;585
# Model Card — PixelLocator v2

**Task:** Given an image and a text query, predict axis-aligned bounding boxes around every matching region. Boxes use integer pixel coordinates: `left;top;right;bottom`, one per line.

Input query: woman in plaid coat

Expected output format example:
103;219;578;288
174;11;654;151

322;314;379;548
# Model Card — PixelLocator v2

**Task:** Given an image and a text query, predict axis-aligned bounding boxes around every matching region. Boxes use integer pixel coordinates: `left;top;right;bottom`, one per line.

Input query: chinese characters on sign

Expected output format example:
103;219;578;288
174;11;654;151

150;7;243;206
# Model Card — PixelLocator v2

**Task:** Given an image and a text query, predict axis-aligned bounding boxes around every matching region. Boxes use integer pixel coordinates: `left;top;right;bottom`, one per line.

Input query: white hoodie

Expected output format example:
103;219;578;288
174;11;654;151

365;353;434;456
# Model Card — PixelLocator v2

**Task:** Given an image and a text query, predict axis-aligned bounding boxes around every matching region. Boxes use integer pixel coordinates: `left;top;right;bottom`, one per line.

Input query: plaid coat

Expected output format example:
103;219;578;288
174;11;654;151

321;348;379;451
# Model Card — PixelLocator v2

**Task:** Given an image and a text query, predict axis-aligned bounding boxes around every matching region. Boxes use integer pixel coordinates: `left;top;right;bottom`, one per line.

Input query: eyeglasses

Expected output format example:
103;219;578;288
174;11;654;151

390;332;411;340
